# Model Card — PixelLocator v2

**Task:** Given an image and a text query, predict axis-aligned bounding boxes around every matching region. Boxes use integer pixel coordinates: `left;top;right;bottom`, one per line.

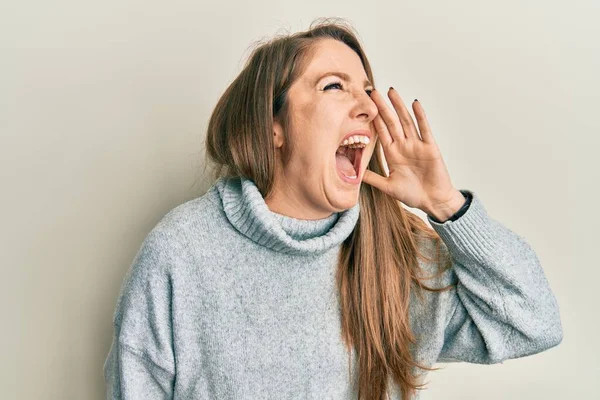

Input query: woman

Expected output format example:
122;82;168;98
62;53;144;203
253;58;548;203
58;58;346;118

103;18;563;400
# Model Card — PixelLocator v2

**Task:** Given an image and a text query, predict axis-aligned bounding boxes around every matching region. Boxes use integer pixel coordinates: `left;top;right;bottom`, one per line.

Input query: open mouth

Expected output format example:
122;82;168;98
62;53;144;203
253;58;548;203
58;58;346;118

335;145;364;178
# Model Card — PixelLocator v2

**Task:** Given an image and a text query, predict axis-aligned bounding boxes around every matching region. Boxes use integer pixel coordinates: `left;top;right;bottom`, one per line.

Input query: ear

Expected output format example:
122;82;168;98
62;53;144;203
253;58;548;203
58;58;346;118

273;118;285;149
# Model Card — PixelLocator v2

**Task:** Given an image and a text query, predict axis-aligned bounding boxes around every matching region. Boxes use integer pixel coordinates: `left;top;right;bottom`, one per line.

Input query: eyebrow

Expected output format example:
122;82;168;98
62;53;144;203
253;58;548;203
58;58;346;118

315;71;373;88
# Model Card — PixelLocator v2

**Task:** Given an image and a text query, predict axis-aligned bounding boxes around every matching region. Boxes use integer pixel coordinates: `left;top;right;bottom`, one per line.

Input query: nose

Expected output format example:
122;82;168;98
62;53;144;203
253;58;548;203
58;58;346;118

352;88;378;123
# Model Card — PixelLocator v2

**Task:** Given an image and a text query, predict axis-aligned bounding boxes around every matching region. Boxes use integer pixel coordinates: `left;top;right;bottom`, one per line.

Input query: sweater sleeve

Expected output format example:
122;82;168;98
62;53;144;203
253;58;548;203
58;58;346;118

411;189;563;365
103;228;176;399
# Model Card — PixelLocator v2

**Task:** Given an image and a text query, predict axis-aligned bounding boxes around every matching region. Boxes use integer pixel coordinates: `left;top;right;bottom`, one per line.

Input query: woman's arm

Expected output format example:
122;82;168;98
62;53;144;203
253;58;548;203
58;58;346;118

411;189;563;365
104;229;176;399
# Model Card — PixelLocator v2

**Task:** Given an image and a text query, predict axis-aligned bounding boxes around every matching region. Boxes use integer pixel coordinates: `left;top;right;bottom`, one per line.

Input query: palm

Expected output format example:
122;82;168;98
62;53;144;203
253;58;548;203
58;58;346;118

362;88;457;212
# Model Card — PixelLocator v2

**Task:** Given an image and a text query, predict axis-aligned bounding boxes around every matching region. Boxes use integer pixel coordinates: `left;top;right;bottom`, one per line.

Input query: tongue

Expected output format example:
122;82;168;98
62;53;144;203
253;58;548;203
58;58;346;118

336;153;357;177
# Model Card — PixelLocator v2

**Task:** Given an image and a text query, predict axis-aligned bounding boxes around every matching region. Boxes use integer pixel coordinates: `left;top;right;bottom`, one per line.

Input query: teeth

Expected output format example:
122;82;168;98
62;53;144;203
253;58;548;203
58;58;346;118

341;135;370;148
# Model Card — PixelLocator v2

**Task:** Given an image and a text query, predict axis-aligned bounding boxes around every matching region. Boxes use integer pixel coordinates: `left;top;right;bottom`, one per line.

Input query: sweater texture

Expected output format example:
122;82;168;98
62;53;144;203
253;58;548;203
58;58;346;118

104;175;563;399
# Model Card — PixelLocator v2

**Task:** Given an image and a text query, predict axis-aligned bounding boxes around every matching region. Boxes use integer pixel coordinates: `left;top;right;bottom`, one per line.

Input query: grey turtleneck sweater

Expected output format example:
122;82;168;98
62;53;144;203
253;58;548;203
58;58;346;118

103;176;563;399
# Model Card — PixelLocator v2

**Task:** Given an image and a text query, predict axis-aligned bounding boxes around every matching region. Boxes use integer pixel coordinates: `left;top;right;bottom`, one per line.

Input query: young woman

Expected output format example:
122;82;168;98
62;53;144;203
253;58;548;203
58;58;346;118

104;18;563;400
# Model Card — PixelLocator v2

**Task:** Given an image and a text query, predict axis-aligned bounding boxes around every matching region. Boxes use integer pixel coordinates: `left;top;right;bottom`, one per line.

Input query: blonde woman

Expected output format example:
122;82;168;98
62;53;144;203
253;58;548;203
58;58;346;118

104;18;563;400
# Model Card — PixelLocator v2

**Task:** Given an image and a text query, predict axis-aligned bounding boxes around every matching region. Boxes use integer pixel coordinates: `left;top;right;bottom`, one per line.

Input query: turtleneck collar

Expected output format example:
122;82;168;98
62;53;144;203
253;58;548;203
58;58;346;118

211;176;360;256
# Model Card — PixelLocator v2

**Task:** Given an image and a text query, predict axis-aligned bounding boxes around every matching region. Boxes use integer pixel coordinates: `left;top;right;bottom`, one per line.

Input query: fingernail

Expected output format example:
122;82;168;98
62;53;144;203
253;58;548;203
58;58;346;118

414;99;418;102
389;86;394;91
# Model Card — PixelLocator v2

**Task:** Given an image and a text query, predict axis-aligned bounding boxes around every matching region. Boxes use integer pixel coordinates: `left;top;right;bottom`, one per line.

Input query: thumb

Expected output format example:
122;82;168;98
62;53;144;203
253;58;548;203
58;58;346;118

362;169;389;193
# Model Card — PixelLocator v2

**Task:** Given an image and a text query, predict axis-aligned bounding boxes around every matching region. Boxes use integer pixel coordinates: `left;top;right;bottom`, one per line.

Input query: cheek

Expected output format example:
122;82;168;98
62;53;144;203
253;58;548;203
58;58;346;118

295;143;331;170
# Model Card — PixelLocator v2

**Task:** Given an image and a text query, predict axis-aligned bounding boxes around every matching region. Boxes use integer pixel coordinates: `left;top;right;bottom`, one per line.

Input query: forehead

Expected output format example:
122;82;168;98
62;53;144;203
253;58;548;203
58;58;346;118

301;39;370;85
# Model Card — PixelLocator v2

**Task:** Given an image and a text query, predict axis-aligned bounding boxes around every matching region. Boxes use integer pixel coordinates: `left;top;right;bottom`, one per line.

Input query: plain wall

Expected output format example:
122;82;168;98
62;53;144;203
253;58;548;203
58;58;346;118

1;1;596;398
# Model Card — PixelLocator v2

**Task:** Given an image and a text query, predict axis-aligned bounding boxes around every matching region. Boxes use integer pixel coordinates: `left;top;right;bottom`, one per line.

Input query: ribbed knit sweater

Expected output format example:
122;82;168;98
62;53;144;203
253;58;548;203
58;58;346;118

103;175;563;399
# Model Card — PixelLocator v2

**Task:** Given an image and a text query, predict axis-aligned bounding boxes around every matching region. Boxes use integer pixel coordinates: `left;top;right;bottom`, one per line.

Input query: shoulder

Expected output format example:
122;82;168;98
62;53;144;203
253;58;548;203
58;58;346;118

130;185;225;272
145;184;226;251
156;184;223;235
112;185;225;325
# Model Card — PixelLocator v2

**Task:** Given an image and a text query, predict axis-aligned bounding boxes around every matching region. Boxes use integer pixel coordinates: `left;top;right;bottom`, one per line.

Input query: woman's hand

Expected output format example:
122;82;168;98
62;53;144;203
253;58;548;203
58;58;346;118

362;87;465;221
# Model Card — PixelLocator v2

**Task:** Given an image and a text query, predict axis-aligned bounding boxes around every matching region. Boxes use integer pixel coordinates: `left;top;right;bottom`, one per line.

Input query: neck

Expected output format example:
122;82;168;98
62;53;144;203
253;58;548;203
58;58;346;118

264;174;335;220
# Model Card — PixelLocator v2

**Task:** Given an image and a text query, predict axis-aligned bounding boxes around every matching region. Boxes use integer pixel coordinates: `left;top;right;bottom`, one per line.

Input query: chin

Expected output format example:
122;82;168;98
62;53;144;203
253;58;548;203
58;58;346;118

331;187;360;212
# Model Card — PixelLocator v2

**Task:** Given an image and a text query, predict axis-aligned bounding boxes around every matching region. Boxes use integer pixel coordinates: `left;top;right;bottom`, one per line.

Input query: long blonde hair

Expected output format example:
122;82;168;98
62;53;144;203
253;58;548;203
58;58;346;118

203;17;456;400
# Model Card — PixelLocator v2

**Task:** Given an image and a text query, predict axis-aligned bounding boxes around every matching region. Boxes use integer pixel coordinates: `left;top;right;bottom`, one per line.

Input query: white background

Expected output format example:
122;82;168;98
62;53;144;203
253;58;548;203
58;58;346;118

1;1;595;398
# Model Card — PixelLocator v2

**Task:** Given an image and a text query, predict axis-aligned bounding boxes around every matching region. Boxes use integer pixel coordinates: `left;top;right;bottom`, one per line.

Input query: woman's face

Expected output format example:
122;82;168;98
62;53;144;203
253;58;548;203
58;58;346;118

268;38;379;220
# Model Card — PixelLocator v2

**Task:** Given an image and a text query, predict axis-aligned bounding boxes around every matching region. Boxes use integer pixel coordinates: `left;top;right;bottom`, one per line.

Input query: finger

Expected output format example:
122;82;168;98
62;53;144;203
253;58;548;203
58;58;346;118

361;169;390;194
371;88;406;143
412;100;435;144
388;88;419;140
372;113;393;148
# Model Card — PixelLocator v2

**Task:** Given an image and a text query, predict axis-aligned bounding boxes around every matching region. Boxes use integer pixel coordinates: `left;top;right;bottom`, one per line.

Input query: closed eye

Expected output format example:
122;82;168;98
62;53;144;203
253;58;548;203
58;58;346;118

324;82;344;91
324;81;373;96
